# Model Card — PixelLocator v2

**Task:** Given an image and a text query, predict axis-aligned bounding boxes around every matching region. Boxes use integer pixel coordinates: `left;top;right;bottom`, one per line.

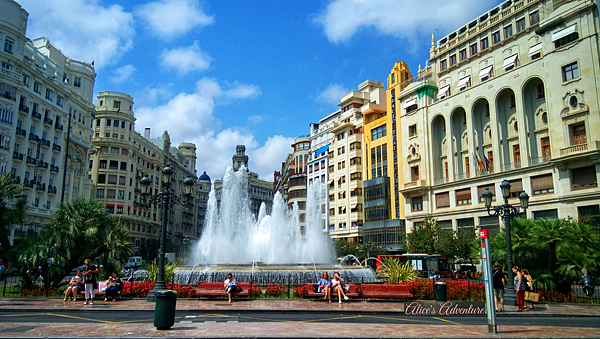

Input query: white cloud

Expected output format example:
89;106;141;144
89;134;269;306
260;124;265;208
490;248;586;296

136;0;214;39
18;0;134;69
315;0;498;44
247;115;268;125
136;78;285;180
111;65;136;84
161;41;211;74
316;83;348;105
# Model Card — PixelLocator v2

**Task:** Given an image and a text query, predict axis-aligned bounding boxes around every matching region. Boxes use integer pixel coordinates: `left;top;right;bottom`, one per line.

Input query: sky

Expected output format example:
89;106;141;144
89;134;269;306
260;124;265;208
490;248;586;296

16;0;501;181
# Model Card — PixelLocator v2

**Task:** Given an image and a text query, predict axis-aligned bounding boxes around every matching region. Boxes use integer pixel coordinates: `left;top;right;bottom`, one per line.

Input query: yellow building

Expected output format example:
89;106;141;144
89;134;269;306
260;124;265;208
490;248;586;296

361;63;412;252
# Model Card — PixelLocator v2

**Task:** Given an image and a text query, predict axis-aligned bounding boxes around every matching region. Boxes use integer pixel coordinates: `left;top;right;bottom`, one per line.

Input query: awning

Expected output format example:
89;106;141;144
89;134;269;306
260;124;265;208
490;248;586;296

552;24;577;42
106;204;115;207
328;179;334;185
528;43;543;57
437;85;450;99
478;65;493;79
315;145;329;157
117;205;124;208
456;76;471;90
502;54;518;70
403;98;417;108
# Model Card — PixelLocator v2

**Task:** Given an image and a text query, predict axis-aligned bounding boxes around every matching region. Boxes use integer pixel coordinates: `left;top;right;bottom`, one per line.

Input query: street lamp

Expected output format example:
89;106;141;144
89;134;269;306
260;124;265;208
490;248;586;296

141;164;195;302
481;179;529;306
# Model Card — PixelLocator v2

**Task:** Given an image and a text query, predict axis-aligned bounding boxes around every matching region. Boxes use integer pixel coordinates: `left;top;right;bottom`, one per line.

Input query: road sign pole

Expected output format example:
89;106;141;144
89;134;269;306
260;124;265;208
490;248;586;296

480;229;497;334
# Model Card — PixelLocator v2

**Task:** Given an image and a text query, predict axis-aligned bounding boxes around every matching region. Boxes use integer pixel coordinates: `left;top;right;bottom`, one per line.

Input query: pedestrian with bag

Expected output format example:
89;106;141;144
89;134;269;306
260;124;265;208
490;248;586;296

522;269;535;310
492;263;505;312
82;259;99;305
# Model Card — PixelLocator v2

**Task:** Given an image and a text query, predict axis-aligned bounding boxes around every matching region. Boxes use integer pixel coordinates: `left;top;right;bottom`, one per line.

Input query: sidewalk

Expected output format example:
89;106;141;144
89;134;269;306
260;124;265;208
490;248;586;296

0;297;598;338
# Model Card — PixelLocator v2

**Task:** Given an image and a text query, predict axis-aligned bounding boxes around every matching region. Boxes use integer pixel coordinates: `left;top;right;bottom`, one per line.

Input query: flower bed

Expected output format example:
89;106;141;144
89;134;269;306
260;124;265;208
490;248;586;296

408;279;485;301
264;284;288;297
120;282;196;298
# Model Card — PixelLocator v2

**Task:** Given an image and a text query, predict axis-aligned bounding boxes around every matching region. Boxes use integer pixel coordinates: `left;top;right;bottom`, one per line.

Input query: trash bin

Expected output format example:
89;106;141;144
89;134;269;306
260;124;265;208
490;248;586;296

154;290;177;330
434;281;447;302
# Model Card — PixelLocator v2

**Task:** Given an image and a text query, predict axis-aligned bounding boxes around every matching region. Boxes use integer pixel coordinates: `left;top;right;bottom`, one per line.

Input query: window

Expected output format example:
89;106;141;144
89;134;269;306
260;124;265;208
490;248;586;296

106;189;116;199
531;174;554;195
113;101;121;109
98;174;106;183
349;141;361;150
562;62;579;82
371;124;387;140
480;37;489;51
350;157;361;165
351;188;362;196
411;196;423;212
529;11;539;26
74;77;81;87
337;146;345;155
3;38;14;54
504;25;513;39
470;43;478;56
113;119;119;127
121;121;125;128
111;147;120;154
56;96;63;107
440;59;447;71
391;73;395;84
409;124;417;137
106;118;111;126
572;166;597;190
119;176;126;185
572;124;586;145
541;137;551;162
536;84;545;99
456;188;472;205
106;205;115;213
338;161;345;170
513;144;521;168
96;189;104;198
554;29;579;48
516;17;526;32
336;133;345;141
449;54;457;67
33;82;40;94
492;31;501;44
108;175;117;184
350;172;362;181
328;165;334;173
411;166;419;181
109;160;118;170
45;89;53;101
121;148;128;156
459;49;467;61
509;93;516;108
436;192;450;208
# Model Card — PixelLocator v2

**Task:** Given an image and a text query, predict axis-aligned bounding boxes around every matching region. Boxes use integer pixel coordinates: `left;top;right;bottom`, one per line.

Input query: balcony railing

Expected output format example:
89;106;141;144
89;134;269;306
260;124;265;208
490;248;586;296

54;123;63;131
36;183;46;191
434;177;449;185
531;155;552;165
15;127;26;137
12;152;23;161
502;162;521;171
48;185;57;194
561;143;588;156
38;161;48;169
43;118;53;126
50;165;59;172
52;144;61;152
26;156;37;165
28;134;39;142
22;178;34;188
18;105;29;114
39;139;50;147
31;111;41;120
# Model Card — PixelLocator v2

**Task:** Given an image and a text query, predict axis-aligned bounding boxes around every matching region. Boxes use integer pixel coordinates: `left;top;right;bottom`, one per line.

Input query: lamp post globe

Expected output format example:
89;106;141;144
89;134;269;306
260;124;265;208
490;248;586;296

500;180;511;200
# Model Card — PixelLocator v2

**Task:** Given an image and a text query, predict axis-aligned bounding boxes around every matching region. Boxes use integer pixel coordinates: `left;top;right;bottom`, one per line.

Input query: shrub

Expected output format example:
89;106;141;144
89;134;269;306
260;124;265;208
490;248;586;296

378;258;420;283
293;285;308;298
21;287;61;297
408;279;434;300
248;285;262;298
264;284;288;297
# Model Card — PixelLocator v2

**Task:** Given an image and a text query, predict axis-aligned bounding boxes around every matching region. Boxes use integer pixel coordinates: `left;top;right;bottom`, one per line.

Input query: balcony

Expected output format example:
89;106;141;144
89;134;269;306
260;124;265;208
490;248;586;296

560;141;600;157
28;134;39;142
502;162;521;171
22;178;34;189
52;144;61;152
12;176;21;184
401;179;427;194
12;151;23;161
15;127;26;137
38;161;48;169
434;177;449;185
26;156;37;165
54;123;63;131
48;185;57;194
50;165;59;173
36;183;46;192
31;111;42;120
39;138;50;147
18;105;29;114
531;155;551;165
43;117;53;126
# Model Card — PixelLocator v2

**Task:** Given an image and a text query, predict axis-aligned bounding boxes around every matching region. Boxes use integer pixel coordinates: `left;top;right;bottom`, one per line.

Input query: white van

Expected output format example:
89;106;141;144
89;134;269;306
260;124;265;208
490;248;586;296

125;256;143;269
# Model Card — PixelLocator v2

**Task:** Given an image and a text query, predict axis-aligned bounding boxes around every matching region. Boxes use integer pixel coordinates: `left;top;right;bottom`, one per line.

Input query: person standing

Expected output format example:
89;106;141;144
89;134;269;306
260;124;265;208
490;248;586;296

492;263;505;312
522;269;534;310
224;273;237;303
82;259;99;305
512;266;526;311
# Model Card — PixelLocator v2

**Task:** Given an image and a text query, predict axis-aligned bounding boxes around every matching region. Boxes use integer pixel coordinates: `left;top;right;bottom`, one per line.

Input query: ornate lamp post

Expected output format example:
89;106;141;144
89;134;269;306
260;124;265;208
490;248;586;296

481;179;529;306
141;165;195;302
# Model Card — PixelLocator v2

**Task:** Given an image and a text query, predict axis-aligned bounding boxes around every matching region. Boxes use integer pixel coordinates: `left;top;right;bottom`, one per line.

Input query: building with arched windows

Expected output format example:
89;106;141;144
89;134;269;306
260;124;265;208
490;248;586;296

399;0;600;235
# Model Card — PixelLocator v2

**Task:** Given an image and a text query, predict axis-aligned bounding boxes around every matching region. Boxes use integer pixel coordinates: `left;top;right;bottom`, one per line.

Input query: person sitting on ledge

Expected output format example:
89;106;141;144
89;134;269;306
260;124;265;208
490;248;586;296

317;272;332;303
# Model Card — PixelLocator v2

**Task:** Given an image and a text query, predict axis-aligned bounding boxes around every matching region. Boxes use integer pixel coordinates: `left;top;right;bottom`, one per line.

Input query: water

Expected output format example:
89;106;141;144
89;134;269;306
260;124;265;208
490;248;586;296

190;166;333;265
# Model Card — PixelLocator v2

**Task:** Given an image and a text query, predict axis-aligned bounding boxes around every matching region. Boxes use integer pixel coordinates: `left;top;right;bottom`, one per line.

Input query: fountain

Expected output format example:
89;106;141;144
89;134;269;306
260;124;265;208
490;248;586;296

175;166;378;285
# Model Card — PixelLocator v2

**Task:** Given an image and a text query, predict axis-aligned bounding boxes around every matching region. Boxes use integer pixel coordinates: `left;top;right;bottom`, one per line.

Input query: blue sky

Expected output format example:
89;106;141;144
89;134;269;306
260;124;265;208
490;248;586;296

17;0;500;181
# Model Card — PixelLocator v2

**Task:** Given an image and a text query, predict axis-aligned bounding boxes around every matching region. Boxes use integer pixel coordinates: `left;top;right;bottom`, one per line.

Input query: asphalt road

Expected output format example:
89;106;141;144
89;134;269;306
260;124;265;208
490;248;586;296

0;311;599;328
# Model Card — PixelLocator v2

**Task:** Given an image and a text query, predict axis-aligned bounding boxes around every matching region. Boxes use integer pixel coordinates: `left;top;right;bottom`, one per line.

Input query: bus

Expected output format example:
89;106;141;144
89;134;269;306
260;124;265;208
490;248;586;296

376;254;450;277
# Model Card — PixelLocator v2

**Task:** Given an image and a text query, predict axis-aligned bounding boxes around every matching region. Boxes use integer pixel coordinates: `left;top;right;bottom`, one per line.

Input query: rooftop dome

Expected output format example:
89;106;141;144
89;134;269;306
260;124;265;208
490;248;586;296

198;171;211;181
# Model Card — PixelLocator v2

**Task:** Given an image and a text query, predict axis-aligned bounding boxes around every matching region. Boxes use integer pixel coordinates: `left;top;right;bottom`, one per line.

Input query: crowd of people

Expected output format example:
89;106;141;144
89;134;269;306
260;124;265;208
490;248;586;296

62;259;121;305
492;263;535;312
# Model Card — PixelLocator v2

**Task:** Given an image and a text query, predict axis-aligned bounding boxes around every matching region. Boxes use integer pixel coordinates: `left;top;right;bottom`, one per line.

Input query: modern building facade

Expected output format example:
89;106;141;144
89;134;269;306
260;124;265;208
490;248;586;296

89;91;199;253
399;0;600;236
1;0;95;238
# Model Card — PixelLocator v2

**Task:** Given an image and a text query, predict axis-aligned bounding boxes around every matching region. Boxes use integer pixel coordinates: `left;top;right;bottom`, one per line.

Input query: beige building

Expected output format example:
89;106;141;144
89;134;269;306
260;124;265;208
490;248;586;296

89;91;199;253
399;0;600;235
1;0;95;238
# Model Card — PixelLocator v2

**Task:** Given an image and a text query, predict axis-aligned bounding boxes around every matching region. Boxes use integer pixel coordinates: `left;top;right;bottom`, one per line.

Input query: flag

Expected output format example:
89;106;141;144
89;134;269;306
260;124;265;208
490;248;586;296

483;154;490;172
476;153;486;172
473;153;483;171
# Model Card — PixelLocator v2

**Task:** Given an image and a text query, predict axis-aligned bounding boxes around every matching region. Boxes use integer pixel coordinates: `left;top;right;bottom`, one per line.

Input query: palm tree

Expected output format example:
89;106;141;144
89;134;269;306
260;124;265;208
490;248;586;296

529;218;568;292
16;197;132;287
0;173;26;255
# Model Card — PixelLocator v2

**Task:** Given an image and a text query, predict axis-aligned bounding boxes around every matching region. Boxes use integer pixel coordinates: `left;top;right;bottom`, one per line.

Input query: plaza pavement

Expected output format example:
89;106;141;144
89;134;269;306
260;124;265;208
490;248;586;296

0;297;598;338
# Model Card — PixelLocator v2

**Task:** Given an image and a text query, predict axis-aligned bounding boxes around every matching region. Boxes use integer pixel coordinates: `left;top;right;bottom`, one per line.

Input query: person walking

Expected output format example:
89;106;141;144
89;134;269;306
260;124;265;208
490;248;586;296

512;266;526;311
82;259;99;305
492;263;505;312
522;269;534;310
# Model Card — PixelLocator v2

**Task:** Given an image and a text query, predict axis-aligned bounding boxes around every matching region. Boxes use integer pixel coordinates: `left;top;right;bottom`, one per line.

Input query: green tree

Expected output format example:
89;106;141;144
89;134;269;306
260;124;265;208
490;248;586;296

15;197;132;287
0;173;26;257
405;216;438;254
